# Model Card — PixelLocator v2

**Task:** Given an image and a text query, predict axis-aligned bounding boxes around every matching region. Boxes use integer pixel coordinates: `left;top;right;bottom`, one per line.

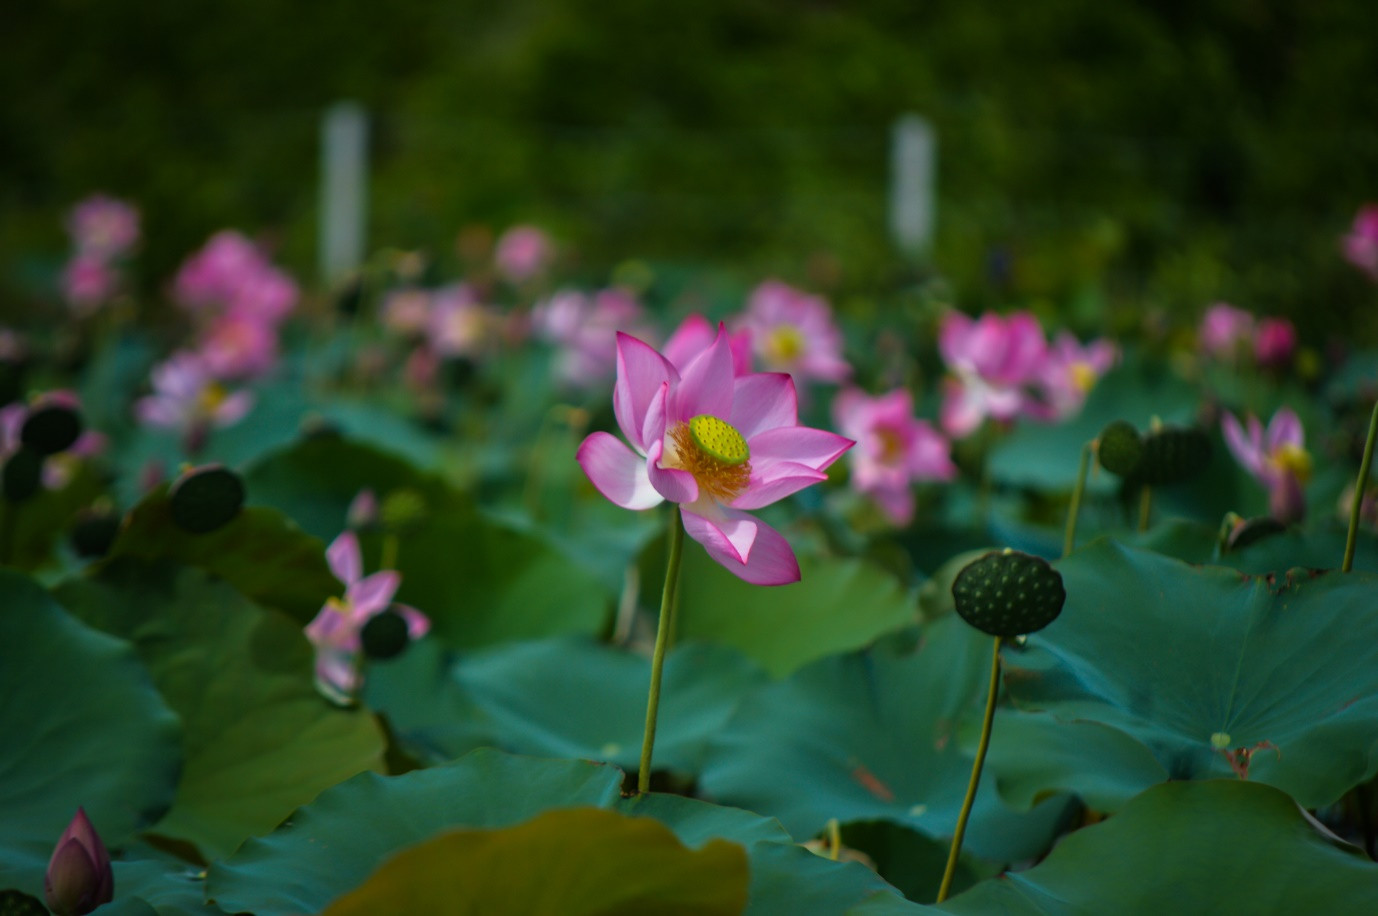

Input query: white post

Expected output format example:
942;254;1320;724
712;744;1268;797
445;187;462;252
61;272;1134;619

889;114;936;259
319;102;369;284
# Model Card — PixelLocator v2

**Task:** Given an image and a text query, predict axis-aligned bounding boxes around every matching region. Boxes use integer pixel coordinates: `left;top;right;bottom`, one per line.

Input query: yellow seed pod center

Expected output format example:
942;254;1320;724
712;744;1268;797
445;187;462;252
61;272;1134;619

688;415;750;466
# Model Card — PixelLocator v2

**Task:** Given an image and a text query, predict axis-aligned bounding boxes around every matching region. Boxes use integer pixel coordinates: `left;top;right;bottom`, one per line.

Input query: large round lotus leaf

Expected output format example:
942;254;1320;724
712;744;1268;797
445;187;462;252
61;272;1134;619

318;807;750;916
0;571;181;898
110;843;228;915
106;484;343;625
1005;540;1378;808
454;637;767;776
1115;519;1378;575
936;780;1378;914
670;541;917;679
244;436;613;648
54;559;385;860
360;638;498;764
699;615;1073;864
209;748;909;916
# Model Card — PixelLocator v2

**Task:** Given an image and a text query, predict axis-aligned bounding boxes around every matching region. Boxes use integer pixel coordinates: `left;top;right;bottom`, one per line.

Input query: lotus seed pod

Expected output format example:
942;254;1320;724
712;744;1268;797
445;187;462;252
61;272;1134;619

21;404;83;456
361;608;411;660
1097;420;1143;477
1134;426;1212;486
951;549;1066;638
169;465;245;534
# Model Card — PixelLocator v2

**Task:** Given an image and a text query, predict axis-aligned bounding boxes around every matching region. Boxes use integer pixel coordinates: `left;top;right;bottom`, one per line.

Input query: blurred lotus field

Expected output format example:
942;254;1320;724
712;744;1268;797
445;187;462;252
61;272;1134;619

6;3;1378;914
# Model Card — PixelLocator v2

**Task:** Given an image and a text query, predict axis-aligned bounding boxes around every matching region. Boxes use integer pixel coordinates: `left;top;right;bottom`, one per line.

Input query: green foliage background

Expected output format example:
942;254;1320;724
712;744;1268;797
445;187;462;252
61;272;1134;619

4;0;1377;335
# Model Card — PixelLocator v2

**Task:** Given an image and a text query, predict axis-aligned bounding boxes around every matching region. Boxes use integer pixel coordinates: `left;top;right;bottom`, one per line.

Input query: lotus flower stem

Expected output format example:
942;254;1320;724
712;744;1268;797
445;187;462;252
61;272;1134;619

638;508;685;794
1137;485;1152;532
1063;441;1092;558
1343;399;1378;573
827;818;842;861
937;635;1002;903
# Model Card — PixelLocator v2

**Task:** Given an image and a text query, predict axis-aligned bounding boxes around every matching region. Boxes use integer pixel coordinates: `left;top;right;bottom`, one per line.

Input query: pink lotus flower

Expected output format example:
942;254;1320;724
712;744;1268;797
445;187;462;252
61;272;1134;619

1221;407;1311;525
938;310;1047;437
173;231;270;310
1253;317;1296;369
494;225;554;282
67;195;139;260
227;264;298;324
736;280;851;384
1036;331;1118;420
45;808;113;916
1199;303;1255;360
663;313;751;377
577;328;853;585
305;531;429;701
1342;205;1378;282
61;255;119;314
832;388;956;525
135;351;254;454
426;284;495;358
532;287;653;389
199;310;280;379
381;288;433;337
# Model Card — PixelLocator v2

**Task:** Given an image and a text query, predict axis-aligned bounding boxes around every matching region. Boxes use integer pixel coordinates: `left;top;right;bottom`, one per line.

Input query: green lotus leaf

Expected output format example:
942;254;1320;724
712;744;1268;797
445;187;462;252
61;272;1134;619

0;570;181;899
54;559;385;860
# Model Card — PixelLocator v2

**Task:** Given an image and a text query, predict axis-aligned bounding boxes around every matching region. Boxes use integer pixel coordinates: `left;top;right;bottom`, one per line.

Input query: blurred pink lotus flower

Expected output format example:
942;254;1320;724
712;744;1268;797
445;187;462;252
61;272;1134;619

427;284;495;358
45;807;113;916
1221;406;1311;525
533;287;653;389
199;310;280;379
1198;303;1255;360
173;231;270;309
305;531;429;702
227;265;298;324
494;225;554;282
832;388;956;525
938;310;1047;437
577;327;852;584
736;280;851;384
663;313;751;376
1253;317;1296;368
381;288;433;337
61;255;119;314
67;195;139;259
1036;331;1118;420
135;351;253;454
1342;205;1378;282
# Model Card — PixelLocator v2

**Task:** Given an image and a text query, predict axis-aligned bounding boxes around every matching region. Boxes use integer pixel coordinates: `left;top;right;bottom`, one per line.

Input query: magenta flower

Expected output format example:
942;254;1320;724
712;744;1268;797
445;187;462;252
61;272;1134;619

663;313;751;377
227;264;298;324
938;310;1047;437
305;531;429;701
173;231;270;309
1342;204;1378;283
736;280;851;384
199;310;280;380
135;351;253;453
45;808;113;916
577;328;853;585
1036;331;1118;420
1221;407;1311;525
832;388;956;525
1253;317;1296;369
532;287;653;389
60;255;119;314
494;225;554;282
67;195;139;260
1198;303;1255;361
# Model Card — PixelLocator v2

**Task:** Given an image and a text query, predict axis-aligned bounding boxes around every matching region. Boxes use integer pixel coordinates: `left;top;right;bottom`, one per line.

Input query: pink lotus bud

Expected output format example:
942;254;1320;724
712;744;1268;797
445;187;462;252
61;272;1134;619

44;808;114;916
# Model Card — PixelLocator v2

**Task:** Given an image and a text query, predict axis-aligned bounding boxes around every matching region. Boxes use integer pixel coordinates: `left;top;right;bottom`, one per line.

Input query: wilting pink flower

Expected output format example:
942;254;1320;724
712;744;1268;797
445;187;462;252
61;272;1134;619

736;280;851;384
1199;303;1255;360
938;310;1047;437
832;388;956;525
67;195;139;260
199;310;279;379
305;531;429;701
494;225;554;282
45;808;113;916
663;313;751;377
1253;317;1296;369
1342;205;1378;283
577;328;853;584
61;255;119;314
135;351;253;453
532;288;653;389
1036;332;1118;420
1222;407;1311;525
